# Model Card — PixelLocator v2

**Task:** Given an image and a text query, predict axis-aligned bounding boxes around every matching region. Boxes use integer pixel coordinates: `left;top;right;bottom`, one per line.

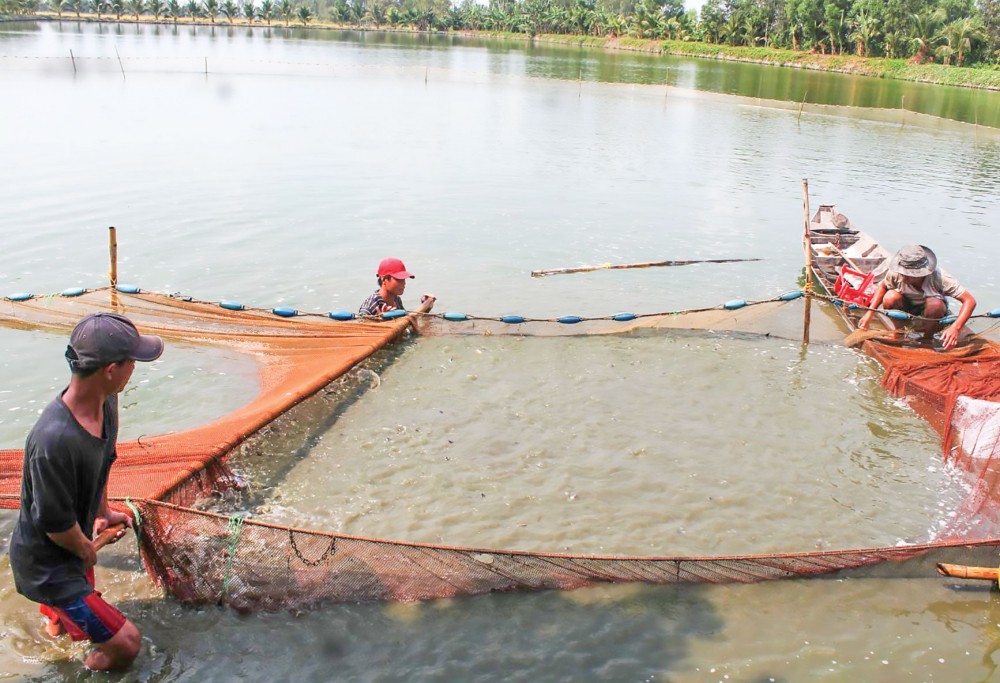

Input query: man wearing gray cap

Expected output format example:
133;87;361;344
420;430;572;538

8;312;163;671
858;244;976;350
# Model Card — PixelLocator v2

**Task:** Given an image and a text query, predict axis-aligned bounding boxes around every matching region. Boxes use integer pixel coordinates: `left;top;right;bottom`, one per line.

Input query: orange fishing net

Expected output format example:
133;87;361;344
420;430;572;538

2;289;1000;611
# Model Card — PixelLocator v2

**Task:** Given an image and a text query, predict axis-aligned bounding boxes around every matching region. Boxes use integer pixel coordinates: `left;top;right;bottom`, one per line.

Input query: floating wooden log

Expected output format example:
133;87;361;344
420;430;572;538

530;258;762;278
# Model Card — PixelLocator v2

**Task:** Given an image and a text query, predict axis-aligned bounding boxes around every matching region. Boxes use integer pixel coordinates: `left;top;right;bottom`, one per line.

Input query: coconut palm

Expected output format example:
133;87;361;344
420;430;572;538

365;0;385;28
148;0;164;18
125;0;142;18
50;0;67;16
165;0;180;20
910;10;945;62
220;0;236;22
184;0;198;16
943;17;985;66
295;3;308;24
277;0;291;25
109;0;123;18
258;0;272;22
240;0;253;21
67;0;82;17
202;0;218;21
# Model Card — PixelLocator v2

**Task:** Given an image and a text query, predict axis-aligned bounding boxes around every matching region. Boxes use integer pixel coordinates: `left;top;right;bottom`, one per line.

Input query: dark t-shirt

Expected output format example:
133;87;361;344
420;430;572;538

8;393;118;605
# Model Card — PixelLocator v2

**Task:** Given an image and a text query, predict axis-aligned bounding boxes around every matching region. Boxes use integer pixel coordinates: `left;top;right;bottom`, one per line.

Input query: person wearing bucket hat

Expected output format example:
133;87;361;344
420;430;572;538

8;313;163;671
358;256;436;317
858;244;976;350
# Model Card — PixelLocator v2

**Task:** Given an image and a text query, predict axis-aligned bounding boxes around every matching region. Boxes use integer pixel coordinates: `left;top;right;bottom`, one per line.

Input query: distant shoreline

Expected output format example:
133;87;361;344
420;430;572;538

6;15;1000;92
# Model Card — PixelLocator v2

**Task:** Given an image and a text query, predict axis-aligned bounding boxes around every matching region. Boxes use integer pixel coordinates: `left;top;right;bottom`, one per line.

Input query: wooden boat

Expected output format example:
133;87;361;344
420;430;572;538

803;204;972;348
805;204;891;331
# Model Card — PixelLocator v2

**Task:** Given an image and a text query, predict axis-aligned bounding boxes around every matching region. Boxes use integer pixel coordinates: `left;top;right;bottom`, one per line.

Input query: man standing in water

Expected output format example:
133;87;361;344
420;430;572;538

8;312;163;671
359;256;436;317
858;244;976;350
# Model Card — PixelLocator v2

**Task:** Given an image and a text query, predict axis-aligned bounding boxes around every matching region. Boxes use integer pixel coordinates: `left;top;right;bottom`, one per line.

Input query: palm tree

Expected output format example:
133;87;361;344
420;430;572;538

849;8;877;56
184;0;199;17
93;0;108;16
277;0;291;25
165;0;181;20
125;0;142;18
365;0;385;28
110;0;124;18
50;0;67;16
258;0;272;23
910;10;945;62
944;17;985;66
68;0;82;17
295;3;308;24
147;0;164;18
240;0;253;21
202;0;218;22
220;0;237;22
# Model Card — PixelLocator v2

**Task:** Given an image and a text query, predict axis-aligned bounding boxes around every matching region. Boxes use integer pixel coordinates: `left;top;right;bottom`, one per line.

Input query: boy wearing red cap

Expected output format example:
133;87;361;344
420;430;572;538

358;257;436;317
8;313;163;671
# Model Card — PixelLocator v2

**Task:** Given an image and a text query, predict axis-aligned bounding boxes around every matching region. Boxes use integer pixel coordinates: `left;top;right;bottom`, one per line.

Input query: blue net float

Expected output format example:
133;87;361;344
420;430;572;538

886;309;911;321
780;291;804;301
382;309;408;320
62;287;86;297
328;311;355;321
443;312;469;321
612;313;637;322
7;292;32;301
272;307;298;318
500;315;526;324
724;299;747;310
557;315;582;324
116;284;141;294
220;301;245;311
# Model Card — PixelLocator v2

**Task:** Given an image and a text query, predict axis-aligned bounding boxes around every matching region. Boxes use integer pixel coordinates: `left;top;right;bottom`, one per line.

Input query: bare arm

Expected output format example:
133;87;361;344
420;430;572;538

939;291;977;350
415;295;436;314
47;524;97;569
858;282;888;330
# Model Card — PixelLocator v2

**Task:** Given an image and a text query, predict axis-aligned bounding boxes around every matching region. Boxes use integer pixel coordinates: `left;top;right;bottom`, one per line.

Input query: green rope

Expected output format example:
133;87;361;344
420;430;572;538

221;515;245;604
124;497;142;559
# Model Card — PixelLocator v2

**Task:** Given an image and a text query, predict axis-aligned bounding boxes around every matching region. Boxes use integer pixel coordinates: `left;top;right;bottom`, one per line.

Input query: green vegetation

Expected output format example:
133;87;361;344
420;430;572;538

3;0;999;87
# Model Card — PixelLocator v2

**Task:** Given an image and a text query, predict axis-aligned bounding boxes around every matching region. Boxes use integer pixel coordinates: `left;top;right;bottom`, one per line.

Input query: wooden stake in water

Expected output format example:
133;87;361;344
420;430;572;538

114;45;126;80
109;226;118;287
109;226;120;312
801;178;812;348
70;48;77;73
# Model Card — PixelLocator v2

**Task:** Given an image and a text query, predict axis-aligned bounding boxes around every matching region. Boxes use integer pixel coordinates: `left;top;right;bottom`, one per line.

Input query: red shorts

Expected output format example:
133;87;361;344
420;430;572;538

40;568;126;644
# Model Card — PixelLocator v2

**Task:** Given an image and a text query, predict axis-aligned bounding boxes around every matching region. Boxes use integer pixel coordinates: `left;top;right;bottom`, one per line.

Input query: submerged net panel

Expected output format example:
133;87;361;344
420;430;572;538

130;499;1000;612
5;288;1000;609
0;289;411;506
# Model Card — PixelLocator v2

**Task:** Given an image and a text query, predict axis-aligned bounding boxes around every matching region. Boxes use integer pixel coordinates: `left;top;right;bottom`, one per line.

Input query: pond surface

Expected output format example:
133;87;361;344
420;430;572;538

2;21;1000;681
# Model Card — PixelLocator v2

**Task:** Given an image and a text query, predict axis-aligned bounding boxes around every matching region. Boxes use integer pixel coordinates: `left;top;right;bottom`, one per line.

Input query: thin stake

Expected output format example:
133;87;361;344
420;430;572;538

424;67;428;85
70;48;77;73
109;226;118;287
578;65;582;98
801;178;812;348
114;45;125;80
109;226;120;312
531;258;763;278
205;56;208;75
797;89;807;124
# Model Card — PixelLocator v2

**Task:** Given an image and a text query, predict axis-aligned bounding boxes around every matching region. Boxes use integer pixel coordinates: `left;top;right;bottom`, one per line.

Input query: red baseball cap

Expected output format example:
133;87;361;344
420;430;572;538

377;257;414;279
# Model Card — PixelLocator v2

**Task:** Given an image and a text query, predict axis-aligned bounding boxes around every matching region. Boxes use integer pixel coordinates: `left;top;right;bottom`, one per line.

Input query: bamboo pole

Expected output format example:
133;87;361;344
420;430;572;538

109;226;118;287
802;178;812;347
936;562;999;583
531;258;762;278
109;226;120;312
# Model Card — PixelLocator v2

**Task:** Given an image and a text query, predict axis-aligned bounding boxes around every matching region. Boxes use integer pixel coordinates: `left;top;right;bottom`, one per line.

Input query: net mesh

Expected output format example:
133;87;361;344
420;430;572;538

3;288;1000;610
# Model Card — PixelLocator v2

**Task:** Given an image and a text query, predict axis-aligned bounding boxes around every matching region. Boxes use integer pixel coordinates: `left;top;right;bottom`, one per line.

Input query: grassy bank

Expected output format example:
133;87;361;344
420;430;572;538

537;33;1000;91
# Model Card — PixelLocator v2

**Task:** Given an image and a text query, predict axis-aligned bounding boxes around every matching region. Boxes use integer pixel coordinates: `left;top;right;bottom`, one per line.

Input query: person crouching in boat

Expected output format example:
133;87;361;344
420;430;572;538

858;244;976;350
359;257;435;317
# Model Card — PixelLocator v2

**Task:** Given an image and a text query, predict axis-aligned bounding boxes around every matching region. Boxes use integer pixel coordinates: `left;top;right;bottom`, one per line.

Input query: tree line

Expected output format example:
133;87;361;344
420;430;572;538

3;0;998;66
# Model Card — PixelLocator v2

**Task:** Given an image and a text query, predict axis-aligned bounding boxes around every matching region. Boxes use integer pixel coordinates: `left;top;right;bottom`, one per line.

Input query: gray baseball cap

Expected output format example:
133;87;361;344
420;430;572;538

65;313;163;370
